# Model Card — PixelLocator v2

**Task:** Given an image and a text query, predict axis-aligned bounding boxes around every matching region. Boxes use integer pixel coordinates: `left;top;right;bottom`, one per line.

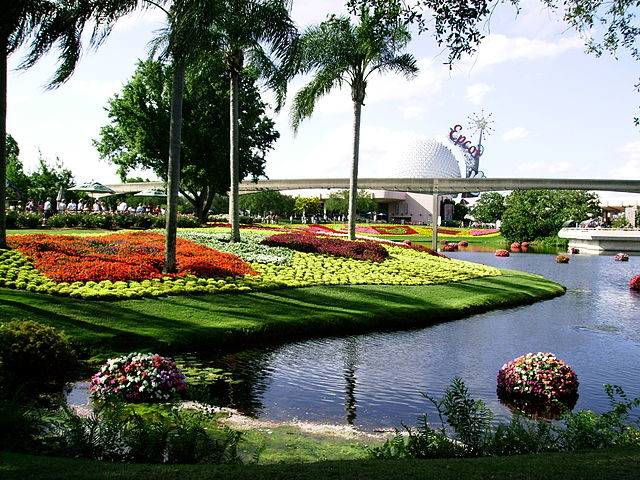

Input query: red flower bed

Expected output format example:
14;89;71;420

261;233;389;262
458;241;469;247
471;229;500;236
8;232;256;282
631;275;640;291
495;249;510;257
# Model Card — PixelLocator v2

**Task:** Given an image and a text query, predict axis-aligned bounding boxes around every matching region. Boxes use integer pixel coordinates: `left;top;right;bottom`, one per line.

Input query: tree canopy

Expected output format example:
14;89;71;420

324;190;377;215
94;57;278;221
471;192;506;224
239;191;295;217
500;190;600;242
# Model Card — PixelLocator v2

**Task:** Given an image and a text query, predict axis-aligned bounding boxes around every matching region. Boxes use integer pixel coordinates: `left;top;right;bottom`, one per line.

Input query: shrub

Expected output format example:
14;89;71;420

442;244;457;252
556;254;570;263
46;403;244;464
458;241;469;247
495;249;510;257
261;233;389;262
497;352;579;418
630;275;640;291
0;320;79;395
614;252;629;261
510;242;521;249
90;353;187;403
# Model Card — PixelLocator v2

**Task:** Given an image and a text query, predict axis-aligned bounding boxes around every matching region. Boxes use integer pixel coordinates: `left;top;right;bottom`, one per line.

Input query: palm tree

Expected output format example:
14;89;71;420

207;0;297;243
0;0;166;249
291;9;418;241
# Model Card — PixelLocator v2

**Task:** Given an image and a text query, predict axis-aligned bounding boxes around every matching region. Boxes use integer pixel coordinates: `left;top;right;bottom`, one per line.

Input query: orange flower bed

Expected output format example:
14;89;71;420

8;232;257;282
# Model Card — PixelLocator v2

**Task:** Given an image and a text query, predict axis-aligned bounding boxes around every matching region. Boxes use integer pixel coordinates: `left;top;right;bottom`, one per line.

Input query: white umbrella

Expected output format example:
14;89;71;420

134;187;166;198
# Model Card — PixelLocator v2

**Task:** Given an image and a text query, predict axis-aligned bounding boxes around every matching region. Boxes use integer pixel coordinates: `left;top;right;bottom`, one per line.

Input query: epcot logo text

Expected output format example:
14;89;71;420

449;124;483;159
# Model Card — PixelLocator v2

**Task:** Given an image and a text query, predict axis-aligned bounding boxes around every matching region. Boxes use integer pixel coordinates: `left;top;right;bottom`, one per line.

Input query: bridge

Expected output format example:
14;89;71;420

107;177;640;248
108;177;640;195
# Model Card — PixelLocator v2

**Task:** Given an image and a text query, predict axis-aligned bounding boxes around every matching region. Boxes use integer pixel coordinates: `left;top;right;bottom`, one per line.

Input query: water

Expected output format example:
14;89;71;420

208;251;640;430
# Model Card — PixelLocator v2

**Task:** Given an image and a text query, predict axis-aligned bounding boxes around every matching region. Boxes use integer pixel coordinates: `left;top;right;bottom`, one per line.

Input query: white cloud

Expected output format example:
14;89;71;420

613;141;640;178
401;105;425;120
502;127;529;141
461;34;583;73
466;83;492;105
518;161;545;172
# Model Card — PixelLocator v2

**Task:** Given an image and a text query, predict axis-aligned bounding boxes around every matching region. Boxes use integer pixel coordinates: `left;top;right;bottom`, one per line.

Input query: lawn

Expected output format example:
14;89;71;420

2;447;639;479
0;268;564;361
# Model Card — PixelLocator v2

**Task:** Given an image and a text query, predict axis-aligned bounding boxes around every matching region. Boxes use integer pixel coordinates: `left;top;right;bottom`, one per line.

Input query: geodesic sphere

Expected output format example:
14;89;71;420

394;139;462;178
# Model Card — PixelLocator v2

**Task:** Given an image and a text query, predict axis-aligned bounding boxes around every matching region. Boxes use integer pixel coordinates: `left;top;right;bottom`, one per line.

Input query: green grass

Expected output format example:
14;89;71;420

0;269;564;361
2;447;638;479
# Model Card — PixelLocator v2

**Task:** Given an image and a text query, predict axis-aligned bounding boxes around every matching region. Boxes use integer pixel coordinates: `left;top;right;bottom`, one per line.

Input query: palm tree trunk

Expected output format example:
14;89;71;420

348;99;362;241
229;69;241;243
0;43;7;250
164;62;185;274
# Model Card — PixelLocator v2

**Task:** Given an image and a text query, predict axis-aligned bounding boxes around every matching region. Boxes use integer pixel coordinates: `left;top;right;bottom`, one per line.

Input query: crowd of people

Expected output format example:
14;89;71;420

22;198;165;217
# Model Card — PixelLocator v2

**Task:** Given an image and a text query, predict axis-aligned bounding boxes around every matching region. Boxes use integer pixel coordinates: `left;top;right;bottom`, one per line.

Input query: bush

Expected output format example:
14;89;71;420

497;352;579;418
556;254;570;263
90;353;187;403
46;403;244;464
0;320;79;396
614;253;629;261
261;233;389;262
495;249;510;257
7;212;43;229
630;275;640;291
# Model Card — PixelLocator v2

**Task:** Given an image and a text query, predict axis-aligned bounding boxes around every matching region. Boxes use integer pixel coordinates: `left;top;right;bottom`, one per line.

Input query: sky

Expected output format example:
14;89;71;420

6;0;640;203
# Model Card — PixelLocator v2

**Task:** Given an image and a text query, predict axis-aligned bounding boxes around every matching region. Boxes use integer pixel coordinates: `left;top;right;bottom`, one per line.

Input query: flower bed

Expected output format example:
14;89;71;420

495;249;510;257
497;352;579;417
471;229;500;236
261;233;389;262
631;275;640;291
556;254;570;263
8;231;256;282
0;229;501;300
90;352;186;402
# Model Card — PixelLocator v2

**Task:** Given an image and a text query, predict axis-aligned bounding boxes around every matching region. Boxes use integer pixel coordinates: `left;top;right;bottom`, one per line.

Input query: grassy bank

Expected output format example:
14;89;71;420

2;447;638;479
0;269;564;361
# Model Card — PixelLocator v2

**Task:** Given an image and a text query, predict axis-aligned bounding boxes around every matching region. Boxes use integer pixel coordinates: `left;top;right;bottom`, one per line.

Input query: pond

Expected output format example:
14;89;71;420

204;250;640;430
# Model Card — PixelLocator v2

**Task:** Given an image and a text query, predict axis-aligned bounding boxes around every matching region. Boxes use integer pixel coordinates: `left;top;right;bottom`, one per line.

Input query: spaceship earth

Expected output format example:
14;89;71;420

394;139;462;178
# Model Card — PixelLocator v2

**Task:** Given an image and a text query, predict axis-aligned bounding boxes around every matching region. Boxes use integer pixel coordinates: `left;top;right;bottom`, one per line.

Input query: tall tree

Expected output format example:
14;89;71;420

471;192;506;224
95;58;278;221
290;8;418;241
324;189;377;216
500;190;600;242
239;190;295;217
349;0;640;124
206;0;297;242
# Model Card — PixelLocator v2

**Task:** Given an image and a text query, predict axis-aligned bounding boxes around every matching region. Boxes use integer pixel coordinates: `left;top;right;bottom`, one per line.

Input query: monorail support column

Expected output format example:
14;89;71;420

432;186;439;250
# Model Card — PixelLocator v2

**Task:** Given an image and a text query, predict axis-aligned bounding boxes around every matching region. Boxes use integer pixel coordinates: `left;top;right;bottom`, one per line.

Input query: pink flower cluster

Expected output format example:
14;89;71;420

497;352;579;400
471;229;500;236
495;249;510;257
90;352;186;403
631;275;640;291
261;233;389;262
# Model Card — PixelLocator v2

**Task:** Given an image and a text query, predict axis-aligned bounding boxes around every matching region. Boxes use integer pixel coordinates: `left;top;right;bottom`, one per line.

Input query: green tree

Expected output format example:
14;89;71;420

293;197;322;216
95;58;278;222
204;0;297;242
349;0;640;124
5;135;28;203
26;153;74;203
324;189;377;216
471;192;506;224
239;191;295;217
500;190;600;242
291;8;418;241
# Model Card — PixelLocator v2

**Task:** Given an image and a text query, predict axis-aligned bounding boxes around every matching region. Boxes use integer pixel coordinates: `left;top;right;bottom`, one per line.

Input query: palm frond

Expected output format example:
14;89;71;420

290;68;342;132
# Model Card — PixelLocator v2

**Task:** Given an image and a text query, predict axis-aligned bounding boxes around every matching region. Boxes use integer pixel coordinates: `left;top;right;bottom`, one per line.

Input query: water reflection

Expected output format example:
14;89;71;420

199;251;640;431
